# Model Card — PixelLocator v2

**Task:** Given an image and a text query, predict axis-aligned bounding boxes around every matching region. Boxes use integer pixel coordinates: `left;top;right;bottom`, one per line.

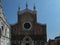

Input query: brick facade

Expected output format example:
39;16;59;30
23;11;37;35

11;7;47;45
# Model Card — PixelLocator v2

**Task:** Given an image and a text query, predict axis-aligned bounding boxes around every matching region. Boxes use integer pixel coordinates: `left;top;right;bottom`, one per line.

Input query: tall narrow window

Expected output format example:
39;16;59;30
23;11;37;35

0;28;1;37
5;29;7;35
1;26;3;30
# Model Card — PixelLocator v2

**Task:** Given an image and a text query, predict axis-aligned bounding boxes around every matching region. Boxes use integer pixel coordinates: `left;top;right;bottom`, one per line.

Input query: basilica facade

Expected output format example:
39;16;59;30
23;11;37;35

11;3;47;45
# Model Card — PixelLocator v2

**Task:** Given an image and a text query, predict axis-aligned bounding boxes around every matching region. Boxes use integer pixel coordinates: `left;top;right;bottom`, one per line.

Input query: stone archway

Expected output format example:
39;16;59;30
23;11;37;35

21;36;34;45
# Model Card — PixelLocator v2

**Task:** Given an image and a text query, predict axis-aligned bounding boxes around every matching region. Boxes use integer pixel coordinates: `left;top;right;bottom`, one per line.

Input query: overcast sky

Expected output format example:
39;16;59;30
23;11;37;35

2;0;60;40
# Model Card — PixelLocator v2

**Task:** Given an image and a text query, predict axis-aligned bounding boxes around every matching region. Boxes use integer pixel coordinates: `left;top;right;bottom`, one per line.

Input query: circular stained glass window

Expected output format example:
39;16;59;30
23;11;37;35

23;22;32;30
24;23;31;29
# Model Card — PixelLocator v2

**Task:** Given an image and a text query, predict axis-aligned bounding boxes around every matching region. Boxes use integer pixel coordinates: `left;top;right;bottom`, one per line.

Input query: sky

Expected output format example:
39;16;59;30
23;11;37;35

2;0;60;40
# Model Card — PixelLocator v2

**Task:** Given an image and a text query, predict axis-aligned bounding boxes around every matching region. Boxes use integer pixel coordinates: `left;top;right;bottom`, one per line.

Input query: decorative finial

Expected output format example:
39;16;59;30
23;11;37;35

33;0;36;14
33;0;36;10
26;0;28;9
18;6;20;15
18;6;20;11
34;4;36;10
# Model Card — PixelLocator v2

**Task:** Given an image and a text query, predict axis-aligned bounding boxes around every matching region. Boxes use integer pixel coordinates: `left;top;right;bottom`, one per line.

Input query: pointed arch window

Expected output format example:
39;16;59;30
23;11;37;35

5;29;7;35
